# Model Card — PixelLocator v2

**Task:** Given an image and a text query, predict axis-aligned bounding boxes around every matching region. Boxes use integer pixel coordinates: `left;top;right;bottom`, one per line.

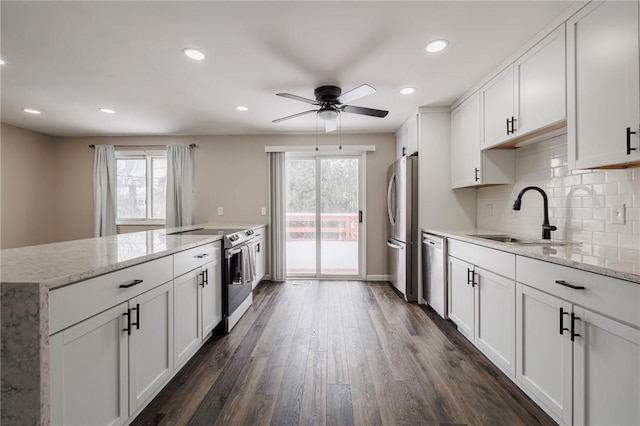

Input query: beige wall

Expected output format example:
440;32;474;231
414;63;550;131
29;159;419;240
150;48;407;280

1;124;58;248
2;128;395;276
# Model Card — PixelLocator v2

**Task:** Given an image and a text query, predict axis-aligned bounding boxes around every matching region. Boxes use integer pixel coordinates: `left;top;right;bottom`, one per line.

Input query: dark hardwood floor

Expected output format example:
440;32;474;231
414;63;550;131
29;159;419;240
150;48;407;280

131;281;555;426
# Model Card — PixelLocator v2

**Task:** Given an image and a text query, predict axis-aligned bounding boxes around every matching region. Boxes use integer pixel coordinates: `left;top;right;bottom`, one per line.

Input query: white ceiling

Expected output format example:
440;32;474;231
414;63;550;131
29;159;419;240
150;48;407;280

1;1;579;137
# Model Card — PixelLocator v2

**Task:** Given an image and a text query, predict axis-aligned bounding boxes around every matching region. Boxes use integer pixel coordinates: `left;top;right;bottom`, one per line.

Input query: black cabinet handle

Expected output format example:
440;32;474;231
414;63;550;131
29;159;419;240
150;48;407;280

123;309;131;335
119;279;143;289
626;127;637;155
467;268;473;285
131;303;140;330
256;243;261;253
199;271;206;287
506;118;510;135
195;253;210;259
474;168;480;182
559;307;570;335
511;117;517;134
555;280;585;290
570;312;580;341
204;268;209;286
471;271;477;287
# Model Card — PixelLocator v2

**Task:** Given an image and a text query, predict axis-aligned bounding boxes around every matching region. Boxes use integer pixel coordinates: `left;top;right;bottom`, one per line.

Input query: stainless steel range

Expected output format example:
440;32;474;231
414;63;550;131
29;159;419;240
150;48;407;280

169;227;259;333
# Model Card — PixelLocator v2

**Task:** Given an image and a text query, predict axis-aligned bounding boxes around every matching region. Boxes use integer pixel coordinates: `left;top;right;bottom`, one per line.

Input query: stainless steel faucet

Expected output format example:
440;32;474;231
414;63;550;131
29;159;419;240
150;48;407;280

512;186;557;240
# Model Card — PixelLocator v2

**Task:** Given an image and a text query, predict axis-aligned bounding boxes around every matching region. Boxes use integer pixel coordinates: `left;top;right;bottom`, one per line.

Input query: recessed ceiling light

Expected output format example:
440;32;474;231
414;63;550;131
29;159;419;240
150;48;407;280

235;105;249;111
183;48;205;61
0;59;5;65
23;108;41;115
426;39;449;53
99;108;116;114
400;87;416;95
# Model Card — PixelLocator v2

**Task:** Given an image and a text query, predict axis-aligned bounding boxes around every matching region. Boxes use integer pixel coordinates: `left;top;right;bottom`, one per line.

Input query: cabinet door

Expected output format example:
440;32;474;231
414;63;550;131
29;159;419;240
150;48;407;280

254;237;266;286
448;256;475;338
128;282;173;415
482;66;515;148
516;24;566;136
567;0;640;169
573;307;640;426
201;259;222;337
174;269;201;368
50;303;128;426
515;284;572;425
474;268;515;376
451;93;481;188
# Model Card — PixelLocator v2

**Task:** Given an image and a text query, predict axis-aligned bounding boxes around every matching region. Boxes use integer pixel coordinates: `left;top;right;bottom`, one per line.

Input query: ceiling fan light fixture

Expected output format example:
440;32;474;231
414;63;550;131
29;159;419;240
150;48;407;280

400;87;416;95
182;48;206;61
426;39;448;53
318;108;339;121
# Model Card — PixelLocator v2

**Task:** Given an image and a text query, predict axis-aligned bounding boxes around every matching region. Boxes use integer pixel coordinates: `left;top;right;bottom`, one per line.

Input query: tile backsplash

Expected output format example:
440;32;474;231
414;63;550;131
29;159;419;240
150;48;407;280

477;133;640;251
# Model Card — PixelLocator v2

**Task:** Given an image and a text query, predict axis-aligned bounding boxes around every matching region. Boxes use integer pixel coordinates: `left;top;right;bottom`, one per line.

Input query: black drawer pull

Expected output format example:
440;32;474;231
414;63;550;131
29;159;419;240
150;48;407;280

119;279;143;289
195;253;210;259
555;280;585;290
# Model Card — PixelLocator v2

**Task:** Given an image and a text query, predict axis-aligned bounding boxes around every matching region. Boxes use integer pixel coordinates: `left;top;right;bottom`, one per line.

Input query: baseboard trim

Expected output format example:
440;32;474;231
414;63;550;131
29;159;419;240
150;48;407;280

366;275;390;282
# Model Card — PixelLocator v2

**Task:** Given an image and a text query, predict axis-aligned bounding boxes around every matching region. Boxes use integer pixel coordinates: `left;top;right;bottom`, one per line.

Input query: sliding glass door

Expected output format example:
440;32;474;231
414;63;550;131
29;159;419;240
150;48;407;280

285;155;364;278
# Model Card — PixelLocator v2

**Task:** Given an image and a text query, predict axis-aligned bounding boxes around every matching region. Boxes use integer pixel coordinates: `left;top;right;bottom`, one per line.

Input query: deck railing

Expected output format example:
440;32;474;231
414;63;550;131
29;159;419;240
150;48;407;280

286;213;358;241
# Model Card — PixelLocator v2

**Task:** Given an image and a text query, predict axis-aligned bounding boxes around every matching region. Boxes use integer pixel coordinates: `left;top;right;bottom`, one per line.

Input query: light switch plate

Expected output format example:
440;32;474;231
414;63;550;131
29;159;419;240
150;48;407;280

611;204;625;225
261;207;267;216
217;207;224;216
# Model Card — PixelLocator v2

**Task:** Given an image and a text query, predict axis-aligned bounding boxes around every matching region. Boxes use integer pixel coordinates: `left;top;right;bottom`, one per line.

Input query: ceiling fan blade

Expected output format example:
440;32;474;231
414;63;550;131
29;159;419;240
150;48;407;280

272;109;318;123
341;105;389;118
276;93;320;105
325;119;337;133
336;84;376;104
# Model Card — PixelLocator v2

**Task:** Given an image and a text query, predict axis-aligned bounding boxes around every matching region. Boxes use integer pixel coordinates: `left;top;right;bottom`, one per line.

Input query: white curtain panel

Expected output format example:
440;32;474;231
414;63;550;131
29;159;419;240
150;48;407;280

166;144;194;229
269;152;286;281
93;145;117;237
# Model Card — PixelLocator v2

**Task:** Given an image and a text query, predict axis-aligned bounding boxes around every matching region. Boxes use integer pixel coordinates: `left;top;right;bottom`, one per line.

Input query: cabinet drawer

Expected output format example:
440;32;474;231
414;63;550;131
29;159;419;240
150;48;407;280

448;239;515;279
49;256;173;335
516;256;640;328
174;242;220;278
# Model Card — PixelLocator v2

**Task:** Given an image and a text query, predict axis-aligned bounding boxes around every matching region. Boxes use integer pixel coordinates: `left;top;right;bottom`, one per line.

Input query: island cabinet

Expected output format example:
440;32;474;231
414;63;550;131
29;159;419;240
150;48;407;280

447;239;516;377
49;256;174;426
173;241;222;368
567;0;640;169
515;256;640;426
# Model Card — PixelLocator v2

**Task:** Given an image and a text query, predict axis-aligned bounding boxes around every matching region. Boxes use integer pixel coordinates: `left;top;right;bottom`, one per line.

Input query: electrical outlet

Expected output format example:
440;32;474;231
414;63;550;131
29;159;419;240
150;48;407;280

217;206;224;216
261;207;267;216
611;204;625;225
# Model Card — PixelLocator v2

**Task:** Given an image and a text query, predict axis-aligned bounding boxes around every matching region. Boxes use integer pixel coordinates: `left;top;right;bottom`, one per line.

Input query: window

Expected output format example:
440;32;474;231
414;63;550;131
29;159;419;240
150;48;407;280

115;151;166;225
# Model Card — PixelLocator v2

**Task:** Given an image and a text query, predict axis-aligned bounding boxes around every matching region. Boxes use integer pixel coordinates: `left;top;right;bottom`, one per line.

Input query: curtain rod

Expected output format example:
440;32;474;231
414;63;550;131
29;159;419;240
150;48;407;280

88;144;196;149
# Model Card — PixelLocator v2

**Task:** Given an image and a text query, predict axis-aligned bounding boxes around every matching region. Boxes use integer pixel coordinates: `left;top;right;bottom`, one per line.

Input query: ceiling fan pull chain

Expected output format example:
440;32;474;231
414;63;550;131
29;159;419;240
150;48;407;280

339;114;342;150
315;113;319;151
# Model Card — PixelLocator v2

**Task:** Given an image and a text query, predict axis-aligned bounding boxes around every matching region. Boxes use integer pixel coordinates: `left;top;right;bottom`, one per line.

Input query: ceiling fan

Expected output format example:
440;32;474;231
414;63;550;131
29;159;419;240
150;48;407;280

272;84;389;132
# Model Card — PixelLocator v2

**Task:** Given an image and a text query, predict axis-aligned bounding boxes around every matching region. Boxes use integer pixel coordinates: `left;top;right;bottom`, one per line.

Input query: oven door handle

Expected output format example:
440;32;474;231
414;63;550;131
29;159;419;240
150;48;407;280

227;247;243;257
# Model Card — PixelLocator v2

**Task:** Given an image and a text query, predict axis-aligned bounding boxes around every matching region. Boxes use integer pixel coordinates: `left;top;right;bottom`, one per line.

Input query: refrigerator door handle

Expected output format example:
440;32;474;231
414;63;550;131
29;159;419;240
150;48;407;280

387;175;396;225
386;239;404;250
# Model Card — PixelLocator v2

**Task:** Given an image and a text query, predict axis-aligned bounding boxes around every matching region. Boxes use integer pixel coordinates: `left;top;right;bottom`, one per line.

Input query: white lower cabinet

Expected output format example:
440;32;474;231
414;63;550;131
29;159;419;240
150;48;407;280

50;281;173;426
573;307;640;426
516;283;573;425
128;283;173;415
50;303;128;426
447;240;516;377
253;236;266;288
515;255;640;426
173;242;222;368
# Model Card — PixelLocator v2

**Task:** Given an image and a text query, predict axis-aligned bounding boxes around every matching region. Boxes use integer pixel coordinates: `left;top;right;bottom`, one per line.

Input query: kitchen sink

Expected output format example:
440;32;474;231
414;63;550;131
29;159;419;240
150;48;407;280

468;234;581;247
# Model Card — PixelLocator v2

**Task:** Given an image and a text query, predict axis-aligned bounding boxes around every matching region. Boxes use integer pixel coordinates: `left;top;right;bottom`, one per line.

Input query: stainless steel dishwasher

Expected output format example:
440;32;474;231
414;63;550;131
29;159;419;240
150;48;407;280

422;232;447;319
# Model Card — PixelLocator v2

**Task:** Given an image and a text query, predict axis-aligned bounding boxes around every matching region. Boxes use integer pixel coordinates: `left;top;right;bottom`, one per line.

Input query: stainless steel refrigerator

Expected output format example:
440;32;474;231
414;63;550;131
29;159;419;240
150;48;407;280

386;154;418;302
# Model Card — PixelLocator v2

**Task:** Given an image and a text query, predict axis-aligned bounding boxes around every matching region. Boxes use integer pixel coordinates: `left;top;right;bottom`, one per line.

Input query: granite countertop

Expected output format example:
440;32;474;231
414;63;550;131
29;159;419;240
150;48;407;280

424;228;640;285
0;223;267;289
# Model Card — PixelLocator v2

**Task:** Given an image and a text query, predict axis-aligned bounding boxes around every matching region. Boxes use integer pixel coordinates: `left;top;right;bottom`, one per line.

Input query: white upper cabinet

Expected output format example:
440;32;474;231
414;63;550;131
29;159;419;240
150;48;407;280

451;93;482;188
481;24;567;149
482;67;516;148
567;0;640;169
516;24;566;137
396;113;419;159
